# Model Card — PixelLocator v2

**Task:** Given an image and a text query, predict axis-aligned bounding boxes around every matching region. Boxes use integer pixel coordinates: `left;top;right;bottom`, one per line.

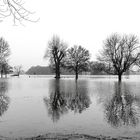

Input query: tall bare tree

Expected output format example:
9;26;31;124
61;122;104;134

0;37;10;78
98;33;140;81
44;36;67;79
0;0;38;24
65;45;90;80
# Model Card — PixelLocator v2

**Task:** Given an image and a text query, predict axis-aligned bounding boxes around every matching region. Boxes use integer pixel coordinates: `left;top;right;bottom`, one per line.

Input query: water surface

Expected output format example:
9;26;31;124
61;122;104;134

0;75;140;138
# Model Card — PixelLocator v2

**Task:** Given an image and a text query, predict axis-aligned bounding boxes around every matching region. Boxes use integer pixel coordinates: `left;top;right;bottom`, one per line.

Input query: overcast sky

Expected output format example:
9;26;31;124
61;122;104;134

0;0;140;71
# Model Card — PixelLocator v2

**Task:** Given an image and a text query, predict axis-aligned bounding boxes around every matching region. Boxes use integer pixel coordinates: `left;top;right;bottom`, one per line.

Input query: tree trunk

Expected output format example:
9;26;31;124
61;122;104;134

55;63;60;79
1;70;3;78
75;71;78;80
118;74;122;82
57;68;60;79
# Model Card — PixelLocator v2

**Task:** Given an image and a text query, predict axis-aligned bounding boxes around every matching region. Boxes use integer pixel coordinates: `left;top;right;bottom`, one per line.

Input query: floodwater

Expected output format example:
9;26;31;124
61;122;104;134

0;75;140;138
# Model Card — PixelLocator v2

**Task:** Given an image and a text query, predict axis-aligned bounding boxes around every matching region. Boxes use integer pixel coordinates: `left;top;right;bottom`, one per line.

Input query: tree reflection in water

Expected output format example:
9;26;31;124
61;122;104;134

44;80;68;122
0;80;10;116
67;81;91;113
44;80;91;122
105;82;140;127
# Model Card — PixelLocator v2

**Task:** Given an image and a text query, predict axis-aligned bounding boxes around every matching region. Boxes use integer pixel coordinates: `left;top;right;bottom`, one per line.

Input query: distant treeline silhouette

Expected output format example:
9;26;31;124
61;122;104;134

26;65;106;75
26;65;76;75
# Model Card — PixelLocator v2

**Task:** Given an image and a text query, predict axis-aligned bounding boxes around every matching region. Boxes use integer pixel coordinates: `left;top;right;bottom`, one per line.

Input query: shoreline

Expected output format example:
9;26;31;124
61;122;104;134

2;133;139;140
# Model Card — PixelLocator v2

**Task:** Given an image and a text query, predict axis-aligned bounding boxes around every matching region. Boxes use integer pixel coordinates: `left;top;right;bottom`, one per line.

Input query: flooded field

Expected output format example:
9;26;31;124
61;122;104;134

0;75;140;138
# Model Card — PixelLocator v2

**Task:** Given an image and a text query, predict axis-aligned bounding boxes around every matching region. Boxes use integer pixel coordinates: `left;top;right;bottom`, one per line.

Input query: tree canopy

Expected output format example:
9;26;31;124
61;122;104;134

65;45;90;80
44;35;67;79
98;33;140;81
0;37;11;78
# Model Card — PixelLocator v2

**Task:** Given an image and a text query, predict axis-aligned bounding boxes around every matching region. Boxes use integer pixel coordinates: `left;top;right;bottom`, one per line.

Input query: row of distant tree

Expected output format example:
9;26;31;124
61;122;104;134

44;34;140;81
0;33;140;81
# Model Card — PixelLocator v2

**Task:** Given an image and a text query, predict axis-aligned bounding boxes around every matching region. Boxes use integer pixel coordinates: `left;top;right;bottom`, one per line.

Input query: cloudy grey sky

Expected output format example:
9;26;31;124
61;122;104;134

0;0;140;70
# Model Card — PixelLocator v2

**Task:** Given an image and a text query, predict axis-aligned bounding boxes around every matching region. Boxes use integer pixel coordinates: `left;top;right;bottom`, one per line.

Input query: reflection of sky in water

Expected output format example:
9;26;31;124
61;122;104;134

0;76;140;138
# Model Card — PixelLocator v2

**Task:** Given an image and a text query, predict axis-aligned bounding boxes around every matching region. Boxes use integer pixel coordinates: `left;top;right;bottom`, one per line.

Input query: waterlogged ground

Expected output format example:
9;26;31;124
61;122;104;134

0;75;140;139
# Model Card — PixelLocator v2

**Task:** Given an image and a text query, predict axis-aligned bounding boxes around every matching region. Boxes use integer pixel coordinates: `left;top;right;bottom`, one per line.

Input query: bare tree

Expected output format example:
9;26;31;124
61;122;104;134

13;65;22;77
65;45;90;80
44;35;67;79
0;0;38;24
0;37;10;78
98;33;140;81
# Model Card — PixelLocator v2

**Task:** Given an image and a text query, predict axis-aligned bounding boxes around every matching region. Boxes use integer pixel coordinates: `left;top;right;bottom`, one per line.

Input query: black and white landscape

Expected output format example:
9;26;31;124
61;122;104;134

0;0;140;140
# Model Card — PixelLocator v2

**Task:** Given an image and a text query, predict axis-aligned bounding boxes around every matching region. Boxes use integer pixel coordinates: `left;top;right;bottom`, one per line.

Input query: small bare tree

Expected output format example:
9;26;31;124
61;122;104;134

0;37;10;78
98;33;140;81
0;0;38;24
44;35;67;79
14;65;22;77
65;45;90;80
